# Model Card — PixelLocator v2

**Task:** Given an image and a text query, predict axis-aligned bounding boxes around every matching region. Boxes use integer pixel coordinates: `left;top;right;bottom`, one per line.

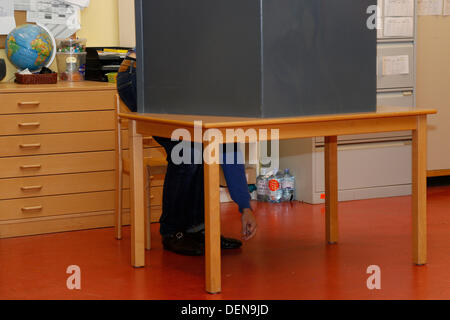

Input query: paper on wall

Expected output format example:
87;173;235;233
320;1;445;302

64;0;89;8
14;0;88;39
382;55;410;76
383;17;414;37
384;0;415;17
14;0;30;11
377;17;384;38
418;0;443;15
444;0;450;15
377;0;384;38
0;0;15;35
378;0;384;17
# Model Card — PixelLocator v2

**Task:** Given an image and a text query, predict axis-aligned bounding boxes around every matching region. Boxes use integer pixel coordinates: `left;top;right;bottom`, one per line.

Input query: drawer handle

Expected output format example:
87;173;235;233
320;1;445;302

150;195;155;200
21;186;43;191
149;176;155;180
20;164;42;170
19;143;41;149
18;101;40;107
21;206;43;213
21;206;43;212
18;122;40;128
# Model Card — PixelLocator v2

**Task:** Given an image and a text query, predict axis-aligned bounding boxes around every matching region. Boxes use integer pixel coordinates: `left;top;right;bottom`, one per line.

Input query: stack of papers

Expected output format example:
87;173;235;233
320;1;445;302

0;0;15;35
12;0;90;38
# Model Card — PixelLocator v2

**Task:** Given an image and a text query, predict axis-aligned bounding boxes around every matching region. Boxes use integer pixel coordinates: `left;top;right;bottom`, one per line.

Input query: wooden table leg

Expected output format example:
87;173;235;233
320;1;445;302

129;120;146;268
203;139;222;294
412;115;427;265
325;136;338;244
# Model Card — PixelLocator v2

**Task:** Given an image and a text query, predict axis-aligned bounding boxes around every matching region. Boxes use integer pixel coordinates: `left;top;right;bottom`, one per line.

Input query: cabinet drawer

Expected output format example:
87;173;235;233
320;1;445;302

0;171;117;200
377;43;414;89
377;90;414;107
121;129;161;148
149;186;163;207
120;185;163;207
0;190;129;221
123;147;166;159
122;167;166;188
148;167;166;187
0;91;115;115
0;207;162;239
0;131;115;157
0;110;115;136
0;151;115;179
314;141;412;193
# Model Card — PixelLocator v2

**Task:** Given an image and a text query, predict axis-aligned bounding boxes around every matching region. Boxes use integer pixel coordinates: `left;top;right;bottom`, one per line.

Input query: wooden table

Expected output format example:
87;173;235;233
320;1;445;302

119;106;436;294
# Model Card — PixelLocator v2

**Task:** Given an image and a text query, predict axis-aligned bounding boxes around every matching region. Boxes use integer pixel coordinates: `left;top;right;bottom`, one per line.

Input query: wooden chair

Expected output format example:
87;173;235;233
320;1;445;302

115;94;167;250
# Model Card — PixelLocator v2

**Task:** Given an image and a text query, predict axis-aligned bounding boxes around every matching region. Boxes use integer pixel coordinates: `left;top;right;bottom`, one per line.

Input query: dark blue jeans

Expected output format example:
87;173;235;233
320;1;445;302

117;66;251;236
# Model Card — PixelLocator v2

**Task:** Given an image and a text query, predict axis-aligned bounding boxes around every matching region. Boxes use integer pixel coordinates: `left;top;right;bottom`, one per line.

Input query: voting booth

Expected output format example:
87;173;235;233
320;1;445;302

135;0;377;117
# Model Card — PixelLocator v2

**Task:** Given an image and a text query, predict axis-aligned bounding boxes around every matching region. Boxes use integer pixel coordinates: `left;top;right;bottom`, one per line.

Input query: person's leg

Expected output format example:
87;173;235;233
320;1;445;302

154;138;205;236
117;66;137;112
154;137;205;255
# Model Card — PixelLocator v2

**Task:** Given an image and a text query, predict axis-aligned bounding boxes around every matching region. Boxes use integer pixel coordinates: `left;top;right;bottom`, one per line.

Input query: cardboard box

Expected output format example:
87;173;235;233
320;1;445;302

220;187;258;203
219;165;257;187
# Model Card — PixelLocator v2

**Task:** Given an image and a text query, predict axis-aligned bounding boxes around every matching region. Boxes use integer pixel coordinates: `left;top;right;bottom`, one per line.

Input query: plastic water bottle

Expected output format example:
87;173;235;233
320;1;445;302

282;169;295;202
268;170;284;203
256;167;270;202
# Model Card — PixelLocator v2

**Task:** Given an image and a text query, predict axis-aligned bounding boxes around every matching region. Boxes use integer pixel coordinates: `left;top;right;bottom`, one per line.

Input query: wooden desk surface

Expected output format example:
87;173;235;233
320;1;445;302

120;106;437;129
0;81;117;94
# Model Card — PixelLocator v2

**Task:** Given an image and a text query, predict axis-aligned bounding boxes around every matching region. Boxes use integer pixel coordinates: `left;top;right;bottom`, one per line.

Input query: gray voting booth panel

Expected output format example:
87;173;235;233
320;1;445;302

135;0;376;117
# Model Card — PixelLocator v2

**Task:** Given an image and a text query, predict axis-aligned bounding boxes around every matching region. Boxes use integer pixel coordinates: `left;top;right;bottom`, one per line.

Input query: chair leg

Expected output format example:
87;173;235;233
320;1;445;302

144;165;152;250
115;163;123;240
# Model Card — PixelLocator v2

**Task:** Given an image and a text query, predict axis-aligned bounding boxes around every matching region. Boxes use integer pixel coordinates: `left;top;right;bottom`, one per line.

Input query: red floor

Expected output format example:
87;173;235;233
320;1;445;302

1;185;449;300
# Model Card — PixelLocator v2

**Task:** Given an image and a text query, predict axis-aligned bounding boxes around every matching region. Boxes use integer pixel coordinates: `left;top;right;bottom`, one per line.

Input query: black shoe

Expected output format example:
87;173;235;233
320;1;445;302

189;230;243;250
162;232;205;256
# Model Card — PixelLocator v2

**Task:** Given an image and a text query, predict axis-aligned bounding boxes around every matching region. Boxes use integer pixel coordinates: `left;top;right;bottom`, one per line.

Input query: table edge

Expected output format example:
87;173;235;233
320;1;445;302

119;109;437;129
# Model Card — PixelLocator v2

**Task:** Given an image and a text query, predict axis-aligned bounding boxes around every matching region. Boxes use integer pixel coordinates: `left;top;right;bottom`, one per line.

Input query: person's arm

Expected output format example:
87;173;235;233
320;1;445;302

221;144;257;240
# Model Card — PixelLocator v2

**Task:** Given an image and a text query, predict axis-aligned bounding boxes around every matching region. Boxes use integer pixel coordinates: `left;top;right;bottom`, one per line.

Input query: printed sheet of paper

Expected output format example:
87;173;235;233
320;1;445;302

0;0;15;35
377;0;383;37
384;0;415;17
378;0;384;16
444;0;450;15
14;0;88;39
384;17;414;37
418;0;443;15
14;0;31;11
382;55;410;76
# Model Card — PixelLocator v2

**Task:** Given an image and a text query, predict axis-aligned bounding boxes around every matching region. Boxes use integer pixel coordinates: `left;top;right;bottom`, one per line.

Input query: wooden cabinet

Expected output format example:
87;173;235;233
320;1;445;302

0;82;164;239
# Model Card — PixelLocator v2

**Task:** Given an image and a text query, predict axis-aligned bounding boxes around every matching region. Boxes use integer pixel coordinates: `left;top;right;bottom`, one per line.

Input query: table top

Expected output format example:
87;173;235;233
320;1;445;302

119;106;437;129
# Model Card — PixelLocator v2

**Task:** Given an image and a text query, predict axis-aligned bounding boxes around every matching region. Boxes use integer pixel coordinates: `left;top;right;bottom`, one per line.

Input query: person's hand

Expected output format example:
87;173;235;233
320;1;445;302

241;208;257;241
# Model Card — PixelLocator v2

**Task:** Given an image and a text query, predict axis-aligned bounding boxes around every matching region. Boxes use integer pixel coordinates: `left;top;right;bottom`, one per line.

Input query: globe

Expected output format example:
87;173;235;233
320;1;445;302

5;24;54;71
